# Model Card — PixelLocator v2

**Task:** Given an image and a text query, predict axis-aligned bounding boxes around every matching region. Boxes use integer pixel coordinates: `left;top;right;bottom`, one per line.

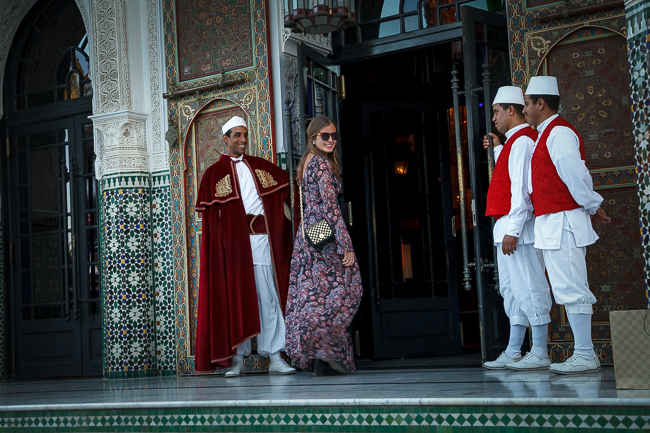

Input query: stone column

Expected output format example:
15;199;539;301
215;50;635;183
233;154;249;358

626;0;650;307
89;0;161;378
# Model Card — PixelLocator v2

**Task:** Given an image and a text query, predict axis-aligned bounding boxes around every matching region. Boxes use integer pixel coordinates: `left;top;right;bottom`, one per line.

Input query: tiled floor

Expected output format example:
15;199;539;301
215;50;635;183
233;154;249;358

0;366;648;406
0;367;649;432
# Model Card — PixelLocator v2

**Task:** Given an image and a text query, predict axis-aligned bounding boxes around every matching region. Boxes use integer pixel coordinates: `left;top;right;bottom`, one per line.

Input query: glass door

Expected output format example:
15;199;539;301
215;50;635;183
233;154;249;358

459;6;511;362
7;116;101;378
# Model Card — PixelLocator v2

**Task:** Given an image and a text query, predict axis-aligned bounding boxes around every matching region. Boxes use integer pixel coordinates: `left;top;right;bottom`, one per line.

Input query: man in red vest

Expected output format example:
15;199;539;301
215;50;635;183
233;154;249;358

482;86;553;371
524;76;611;374
194;115;296;377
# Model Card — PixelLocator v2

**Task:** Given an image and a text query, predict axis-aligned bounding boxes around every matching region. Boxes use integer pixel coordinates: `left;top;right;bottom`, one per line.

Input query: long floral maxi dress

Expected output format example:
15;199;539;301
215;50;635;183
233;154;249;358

285;155;363;373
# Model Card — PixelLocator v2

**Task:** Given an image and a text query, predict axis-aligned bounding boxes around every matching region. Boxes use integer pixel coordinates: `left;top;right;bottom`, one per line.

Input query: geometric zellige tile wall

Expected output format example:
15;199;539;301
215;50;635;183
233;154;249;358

151;173;176;373
100;175;157;378
627;1;650;307
0;404;649;432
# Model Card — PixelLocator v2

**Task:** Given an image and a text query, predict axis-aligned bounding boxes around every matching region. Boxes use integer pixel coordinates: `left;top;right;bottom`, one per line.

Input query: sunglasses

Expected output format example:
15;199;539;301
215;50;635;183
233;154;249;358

316;132;340;141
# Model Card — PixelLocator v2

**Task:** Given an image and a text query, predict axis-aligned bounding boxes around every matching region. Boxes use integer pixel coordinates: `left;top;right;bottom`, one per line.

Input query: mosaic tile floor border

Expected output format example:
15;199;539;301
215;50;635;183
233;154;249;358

1;400;649;432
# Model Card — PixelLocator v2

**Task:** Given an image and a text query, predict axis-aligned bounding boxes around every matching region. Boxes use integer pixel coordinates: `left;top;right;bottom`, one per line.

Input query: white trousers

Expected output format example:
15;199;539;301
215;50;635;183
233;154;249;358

540;216;597;314
496;242;552;326
237;264;286;357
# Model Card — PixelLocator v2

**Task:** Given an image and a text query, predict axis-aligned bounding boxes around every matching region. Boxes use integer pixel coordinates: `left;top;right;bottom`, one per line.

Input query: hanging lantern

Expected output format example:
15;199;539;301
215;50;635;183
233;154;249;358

394;160;409;178
284;0;356;34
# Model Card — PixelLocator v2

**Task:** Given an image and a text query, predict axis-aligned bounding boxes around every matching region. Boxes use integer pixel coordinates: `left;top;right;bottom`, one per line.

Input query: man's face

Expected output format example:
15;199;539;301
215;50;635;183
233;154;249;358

492;104;511;135
224;126;248;157
522;95;541;127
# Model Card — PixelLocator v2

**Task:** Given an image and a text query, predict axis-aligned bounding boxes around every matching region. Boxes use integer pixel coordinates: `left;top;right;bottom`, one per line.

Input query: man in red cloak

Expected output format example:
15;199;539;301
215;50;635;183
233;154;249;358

194;115;296;376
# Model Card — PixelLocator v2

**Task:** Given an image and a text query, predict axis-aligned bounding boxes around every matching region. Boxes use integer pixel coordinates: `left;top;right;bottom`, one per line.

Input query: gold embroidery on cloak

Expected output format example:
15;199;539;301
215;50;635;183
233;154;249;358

255;169;278;188
215;174;232;198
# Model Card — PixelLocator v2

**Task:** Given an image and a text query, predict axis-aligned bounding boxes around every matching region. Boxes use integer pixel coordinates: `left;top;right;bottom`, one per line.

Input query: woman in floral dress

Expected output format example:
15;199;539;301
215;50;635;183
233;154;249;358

285;116;363;375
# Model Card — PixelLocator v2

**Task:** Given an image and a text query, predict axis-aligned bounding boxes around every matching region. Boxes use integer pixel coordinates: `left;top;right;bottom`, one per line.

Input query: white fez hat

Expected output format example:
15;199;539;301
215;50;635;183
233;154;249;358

525;76;560;96
492;86;524;106
221;115;247;135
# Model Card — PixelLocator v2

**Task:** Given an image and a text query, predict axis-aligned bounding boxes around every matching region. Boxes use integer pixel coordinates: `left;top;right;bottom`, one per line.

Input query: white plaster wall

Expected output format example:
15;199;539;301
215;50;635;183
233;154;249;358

89;0;168;179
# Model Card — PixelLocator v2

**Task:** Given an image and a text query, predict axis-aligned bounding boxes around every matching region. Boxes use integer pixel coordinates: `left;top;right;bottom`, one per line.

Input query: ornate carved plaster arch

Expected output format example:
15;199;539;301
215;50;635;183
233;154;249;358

531;25;626;78
521;13;627;84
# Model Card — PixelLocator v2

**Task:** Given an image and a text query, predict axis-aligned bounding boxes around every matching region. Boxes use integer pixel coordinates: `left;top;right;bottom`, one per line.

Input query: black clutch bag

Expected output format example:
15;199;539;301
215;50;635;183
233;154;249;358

300;184;335;250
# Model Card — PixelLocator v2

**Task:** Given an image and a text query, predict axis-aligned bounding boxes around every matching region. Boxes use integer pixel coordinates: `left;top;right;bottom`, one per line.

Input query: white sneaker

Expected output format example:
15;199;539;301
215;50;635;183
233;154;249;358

268;358;297;375
483;352;522;370
225;358;246;377
549;354;600;375
505;352;551;371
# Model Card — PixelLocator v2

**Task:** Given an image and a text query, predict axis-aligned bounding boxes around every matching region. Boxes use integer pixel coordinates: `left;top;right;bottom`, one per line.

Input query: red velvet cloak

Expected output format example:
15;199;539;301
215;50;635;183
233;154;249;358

194;154;293;373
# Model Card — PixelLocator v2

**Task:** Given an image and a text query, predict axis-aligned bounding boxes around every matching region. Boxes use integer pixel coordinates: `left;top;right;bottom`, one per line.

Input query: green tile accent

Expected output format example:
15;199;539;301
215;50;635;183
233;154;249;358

1;404;648;432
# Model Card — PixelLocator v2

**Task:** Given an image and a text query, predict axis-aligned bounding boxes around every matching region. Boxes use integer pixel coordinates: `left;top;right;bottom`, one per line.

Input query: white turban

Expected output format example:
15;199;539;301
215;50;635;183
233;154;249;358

222;116;247;135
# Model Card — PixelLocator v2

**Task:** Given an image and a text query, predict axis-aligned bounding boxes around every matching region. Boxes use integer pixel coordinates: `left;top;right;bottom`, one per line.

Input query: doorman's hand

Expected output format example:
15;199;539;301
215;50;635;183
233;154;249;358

483;133;501;150
591;208;611;227
501;235;518;256
342;251;355;267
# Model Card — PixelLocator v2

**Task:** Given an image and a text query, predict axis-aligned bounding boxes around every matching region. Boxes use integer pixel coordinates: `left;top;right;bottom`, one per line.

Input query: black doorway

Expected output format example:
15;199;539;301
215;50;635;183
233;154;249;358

340;46;484;362
2;0;101;379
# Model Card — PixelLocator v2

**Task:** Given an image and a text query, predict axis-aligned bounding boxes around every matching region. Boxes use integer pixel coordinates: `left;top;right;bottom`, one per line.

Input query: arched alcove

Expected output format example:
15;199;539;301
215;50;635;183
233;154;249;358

531;26;645;364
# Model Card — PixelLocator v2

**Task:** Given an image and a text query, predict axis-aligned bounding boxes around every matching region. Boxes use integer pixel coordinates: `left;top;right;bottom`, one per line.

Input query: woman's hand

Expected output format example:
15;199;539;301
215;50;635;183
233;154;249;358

342;251;355;267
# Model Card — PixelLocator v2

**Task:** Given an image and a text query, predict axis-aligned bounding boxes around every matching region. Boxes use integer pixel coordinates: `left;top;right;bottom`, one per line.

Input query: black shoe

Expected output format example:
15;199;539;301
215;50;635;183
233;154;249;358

326;360;349;374
314;359;331;376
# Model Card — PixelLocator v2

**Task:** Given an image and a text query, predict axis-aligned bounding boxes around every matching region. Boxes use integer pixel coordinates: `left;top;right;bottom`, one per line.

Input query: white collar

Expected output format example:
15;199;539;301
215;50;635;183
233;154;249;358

230;154;244;162
536;114;559;136
505;123;529;140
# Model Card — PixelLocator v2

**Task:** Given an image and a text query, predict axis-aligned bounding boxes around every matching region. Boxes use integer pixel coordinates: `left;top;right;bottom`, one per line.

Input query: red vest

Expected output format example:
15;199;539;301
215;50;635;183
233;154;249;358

485;126;538;219
530;117;586;217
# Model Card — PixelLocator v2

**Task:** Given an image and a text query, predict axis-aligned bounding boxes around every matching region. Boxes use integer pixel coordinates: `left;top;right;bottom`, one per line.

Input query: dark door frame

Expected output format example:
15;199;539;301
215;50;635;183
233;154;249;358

461;6;510;362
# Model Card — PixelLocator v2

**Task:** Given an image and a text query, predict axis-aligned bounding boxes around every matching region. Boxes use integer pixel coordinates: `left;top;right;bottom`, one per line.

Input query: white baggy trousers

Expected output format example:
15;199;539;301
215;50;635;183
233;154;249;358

495;242;552;326
237;264;286;357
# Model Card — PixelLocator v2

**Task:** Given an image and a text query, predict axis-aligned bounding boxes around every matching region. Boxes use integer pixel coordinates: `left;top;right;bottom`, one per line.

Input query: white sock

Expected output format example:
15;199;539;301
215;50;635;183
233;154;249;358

530;324;548;359
505;324;527;359
269;351;281;363
567;313;596;360
233;355;244;364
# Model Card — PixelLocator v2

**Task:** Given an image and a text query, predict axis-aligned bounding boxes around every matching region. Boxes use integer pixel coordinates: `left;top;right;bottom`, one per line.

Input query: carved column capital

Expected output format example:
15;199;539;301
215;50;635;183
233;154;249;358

89;110;150;179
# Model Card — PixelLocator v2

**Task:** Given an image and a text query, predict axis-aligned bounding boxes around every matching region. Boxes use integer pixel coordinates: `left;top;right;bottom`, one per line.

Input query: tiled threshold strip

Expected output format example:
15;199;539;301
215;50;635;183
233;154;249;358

1;398;649;432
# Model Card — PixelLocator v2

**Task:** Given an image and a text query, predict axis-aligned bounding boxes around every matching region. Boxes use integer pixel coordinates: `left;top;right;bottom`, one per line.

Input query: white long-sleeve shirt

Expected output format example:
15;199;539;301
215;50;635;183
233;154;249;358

527;114;603;249
492;123;536;246
232;155;271;265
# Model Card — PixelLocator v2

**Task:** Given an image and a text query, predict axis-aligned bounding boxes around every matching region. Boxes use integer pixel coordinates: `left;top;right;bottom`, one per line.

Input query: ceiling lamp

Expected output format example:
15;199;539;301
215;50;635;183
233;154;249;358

284;0;356;34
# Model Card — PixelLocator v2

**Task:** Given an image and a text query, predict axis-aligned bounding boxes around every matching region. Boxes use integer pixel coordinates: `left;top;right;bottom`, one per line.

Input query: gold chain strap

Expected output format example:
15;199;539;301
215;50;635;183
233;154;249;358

299;183;306;238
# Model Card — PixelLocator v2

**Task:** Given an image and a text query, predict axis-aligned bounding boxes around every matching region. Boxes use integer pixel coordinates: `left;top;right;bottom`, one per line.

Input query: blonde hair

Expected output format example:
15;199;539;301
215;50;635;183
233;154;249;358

296;116;341;182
